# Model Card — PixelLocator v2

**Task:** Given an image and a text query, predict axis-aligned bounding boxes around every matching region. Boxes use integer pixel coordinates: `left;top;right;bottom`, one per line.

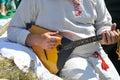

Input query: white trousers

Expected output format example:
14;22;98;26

0;33;119;80
60;42;120;80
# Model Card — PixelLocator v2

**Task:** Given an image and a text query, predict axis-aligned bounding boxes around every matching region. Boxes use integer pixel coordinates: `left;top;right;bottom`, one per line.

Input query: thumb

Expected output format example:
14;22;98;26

111;23;117;31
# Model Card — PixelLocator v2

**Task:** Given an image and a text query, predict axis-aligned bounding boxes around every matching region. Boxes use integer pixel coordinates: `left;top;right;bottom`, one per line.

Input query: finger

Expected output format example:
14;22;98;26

111;31;119;42
113;31;119;38
106;30;119;44
50;36;61;41
102;31;113;45
49;31;59;36
49;31;61;40
47;39;56;45
106;31;113;43
101;31;108;44
111;23;117;31
47;43;56;50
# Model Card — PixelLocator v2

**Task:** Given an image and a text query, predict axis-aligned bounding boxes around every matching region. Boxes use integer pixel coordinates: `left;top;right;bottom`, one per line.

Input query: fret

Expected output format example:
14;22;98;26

97;35;102;41
87;37;93;42
63;34;102;50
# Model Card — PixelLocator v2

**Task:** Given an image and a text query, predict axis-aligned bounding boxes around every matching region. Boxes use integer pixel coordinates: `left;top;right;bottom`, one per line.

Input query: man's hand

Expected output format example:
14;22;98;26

101;23;119;45
26;31;61;50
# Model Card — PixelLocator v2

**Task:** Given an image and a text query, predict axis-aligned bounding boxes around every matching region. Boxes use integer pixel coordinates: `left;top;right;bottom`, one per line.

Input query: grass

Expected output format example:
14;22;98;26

0;55;39;80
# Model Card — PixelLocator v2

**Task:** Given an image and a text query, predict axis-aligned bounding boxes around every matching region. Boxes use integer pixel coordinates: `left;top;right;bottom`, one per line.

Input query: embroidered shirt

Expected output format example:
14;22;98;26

8;0;112;45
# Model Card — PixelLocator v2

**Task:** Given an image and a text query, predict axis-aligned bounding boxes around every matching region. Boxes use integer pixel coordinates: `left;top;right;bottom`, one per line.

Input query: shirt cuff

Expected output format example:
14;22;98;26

17;30;30;45
97;26;111;35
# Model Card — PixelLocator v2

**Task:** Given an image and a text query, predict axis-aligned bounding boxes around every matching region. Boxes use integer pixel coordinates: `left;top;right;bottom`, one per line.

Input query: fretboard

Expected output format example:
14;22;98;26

63;34;102;51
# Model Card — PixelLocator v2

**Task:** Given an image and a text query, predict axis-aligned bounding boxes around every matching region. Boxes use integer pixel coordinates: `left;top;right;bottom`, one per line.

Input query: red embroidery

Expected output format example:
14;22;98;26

71;0;82;16
93;51;109;70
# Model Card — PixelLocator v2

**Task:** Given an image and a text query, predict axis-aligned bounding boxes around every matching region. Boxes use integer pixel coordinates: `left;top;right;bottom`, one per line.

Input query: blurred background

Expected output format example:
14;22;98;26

0;0;21;19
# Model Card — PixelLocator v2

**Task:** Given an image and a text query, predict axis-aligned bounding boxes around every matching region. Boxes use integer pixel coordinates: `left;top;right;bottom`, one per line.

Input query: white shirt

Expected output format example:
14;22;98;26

7;0;112;45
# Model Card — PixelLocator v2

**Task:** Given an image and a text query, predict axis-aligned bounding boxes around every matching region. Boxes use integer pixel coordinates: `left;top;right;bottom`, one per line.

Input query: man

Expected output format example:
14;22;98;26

0;0;120;80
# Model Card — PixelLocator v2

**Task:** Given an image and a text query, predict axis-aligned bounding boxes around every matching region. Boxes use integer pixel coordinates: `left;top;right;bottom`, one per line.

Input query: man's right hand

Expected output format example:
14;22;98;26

26;31;61;50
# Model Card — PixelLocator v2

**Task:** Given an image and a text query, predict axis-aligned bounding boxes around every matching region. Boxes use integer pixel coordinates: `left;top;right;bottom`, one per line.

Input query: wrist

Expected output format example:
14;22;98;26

25;33;38;47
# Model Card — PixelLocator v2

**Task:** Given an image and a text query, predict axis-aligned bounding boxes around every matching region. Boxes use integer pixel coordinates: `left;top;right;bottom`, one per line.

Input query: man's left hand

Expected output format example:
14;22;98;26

101;23;119;45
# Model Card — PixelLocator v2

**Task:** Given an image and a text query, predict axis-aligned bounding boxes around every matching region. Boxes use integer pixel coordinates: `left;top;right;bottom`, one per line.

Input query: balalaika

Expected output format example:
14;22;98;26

27;25;102;74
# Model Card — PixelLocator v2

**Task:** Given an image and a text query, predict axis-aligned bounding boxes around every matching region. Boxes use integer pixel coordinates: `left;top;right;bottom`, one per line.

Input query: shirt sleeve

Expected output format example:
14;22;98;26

94;0;112;35
7;0;39;45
